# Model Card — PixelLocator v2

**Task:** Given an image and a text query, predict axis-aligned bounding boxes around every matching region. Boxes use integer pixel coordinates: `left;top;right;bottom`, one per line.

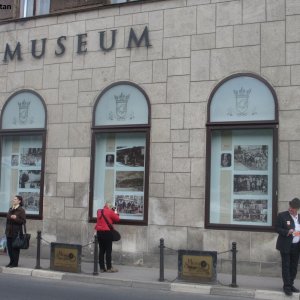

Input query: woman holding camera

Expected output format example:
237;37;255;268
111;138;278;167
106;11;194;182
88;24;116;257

95;201;120;273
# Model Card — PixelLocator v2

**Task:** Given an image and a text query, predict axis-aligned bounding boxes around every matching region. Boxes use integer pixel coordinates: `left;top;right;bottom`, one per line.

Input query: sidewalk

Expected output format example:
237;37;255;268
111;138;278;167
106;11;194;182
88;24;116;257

0;253;299;300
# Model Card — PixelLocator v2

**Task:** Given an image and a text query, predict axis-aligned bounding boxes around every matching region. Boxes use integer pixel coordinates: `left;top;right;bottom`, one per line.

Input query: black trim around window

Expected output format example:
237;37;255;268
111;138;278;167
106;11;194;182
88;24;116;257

0;90;47;220
89;81;151;225
205;73;279;232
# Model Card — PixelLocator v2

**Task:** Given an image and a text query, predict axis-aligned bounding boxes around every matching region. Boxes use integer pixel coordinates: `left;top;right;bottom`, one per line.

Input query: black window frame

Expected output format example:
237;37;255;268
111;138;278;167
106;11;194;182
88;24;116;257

205;73;279;232
89;81;151;225
0;89;47;220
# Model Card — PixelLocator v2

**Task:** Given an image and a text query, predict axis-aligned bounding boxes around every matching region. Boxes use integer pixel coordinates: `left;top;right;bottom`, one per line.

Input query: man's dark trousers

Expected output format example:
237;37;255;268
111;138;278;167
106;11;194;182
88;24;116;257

280;242;300;290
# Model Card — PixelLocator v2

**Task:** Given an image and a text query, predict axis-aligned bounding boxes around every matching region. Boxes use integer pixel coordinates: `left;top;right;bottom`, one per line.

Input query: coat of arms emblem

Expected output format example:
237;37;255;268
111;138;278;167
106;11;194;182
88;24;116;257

234;87;251;116
18;99;31;124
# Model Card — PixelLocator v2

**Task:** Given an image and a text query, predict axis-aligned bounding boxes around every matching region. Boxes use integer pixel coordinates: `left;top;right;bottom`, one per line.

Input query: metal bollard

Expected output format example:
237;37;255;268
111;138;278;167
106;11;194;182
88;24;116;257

93;234;99;275
159;238;165;282
35;230;41;269
230;242;238;288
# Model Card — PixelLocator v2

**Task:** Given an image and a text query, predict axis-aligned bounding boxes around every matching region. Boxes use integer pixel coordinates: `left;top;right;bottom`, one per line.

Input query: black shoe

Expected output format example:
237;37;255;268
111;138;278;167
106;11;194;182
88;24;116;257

5;264;11;268
8;265;17;268
291;286;300;293
284;289;293;296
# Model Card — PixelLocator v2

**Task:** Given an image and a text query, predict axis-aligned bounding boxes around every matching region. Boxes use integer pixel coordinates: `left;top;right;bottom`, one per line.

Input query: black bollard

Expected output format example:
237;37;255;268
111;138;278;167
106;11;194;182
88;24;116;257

159;238;165;282
230;242;238;288
35;230;41;269
93;234;99;275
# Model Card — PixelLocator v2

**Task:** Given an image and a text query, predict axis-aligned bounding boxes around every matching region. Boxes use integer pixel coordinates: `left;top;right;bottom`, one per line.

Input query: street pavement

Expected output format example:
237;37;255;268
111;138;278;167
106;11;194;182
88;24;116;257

0;253;299;300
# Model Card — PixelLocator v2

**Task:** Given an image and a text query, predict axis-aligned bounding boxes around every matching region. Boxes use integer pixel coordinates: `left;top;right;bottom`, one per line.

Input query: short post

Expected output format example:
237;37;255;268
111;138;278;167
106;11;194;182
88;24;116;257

93;234;98;276
230;242;238;288
35;230;41;269
159;238;165;282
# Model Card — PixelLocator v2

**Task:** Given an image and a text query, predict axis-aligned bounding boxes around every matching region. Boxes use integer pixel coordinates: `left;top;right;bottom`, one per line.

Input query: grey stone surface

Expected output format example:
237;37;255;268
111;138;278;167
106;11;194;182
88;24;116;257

150;143;172;172
211;46;260;79
243;0;265;23
261;21;285;67
218;26;234;49
197;4;216;34
216;1;242;26
167;75;190;103
234;23;260;47
266;0;285;21
164;173;191;198
164;7;196;37
148;197;174;225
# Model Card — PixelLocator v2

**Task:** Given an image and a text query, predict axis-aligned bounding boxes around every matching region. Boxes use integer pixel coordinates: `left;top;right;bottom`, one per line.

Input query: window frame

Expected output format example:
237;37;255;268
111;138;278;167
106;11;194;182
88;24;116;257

0;89;47;220
89;81;151;225
205;73;279;232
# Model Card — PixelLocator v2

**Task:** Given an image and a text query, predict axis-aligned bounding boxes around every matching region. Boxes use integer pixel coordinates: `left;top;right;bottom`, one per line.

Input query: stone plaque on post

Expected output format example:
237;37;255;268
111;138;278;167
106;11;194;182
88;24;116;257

50;243;82;273
178;250;217;283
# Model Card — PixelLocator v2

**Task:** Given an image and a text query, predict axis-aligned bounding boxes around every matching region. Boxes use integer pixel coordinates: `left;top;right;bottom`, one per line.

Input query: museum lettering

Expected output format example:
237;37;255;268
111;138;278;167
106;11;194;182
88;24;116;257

3;26;150;62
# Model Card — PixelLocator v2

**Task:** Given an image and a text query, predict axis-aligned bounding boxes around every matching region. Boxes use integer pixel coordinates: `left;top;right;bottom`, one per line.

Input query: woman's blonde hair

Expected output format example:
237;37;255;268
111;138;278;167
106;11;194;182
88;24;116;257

105;201;113;209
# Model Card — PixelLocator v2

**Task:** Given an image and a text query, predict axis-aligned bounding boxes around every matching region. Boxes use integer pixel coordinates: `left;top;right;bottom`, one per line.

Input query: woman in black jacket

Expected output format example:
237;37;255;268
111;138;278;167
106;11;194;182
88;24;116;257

5;195;26;268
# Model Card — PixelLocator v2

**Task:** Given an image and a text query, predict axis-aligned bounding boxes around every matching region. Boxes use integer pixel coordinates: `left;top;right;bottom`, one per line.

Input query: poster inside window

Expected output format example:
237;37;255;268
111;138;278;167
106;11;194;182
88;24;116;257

209;129;273;226
0;136;42;215
93;132;146;221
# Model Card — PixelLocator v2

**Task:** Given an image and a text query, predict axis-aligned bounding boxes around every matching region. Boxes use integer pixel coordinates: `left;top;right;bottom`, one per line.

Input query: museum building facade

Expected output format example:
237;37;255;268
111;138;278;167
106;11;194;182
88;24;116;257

0;0;298;275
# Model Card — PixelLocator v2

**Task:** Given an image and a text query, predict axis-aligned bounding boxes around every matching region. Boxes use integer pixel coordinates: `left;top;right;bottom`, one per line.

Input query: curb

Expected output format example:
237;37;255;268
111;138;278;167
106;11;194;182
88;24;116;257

1;266;299;299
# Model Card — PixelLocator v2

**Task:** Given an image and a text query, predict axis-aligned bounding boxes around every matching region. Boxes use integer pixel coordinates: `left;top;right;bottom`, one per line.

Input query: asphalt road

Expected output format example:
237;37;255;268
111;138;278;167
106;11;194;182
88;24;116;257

0;273;251;300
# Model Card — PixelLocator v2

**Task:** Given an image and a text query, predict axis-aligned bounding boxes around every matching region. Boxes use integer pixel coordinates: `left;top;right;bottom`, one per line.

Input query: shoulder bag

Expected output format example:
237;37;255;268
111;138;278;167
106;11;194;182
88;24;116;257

12;224;31;249
101;210;121;242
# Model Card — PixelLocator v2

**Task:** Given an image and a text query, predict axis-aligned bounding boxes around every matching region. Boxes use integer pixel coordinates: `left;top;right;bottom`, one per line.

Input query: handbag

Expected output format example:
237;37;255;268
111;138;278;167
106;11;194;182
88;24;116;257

0;236;7;253
101;210;121;242
12;224;31;249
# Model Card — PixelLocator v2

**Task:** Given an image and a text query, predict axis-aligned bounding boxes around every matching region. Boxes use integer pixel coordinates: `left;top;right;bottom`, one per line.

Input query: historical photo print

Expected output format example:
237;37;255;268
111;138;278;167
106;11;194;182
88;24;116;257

233;199;268;223
19;191;39;213
115;194;144;216
234;145;268;171
115;171;144;192
19;170;41;189
20;148;42;167
233;175;268;195
11;154;19;167
221;153;231;167
105;154;115;167
116;146;145;167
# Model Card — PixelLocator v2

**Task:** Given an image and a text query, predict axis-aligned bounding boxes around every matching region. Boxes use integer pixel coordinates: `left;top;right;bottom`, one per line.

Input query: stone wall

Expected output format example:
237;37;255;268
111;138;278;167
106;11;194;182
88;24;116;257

0;0;299;276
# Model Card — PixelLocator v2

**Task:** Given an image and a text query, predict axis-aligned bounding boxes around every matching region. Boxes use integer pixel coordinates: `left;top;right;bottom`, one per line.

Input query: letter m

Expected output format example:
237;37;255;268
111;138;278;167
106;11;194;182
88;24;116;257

127;26;151;49
3;42;22;62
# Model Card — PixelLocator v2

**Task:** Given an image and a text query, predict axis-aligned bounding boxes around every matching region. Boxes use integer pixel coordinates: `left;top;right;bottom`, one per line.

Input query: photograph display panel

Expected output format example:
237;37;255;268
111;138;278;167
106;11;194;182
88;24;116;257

0;136;43;215
209;129;273;226
93;132;146;221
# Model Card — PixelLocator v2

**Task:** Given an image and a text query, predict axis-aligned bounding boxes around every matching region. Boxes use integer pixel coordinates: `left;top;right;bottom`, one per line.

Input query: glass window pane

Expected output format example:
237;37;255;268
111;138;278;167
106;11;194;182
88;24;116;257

210;76;276;122
95;84;149;126
0;135;43;215
209;129;273;226
93;132;146;221
20;0;34;17
2;91;46;129
36;0;50;15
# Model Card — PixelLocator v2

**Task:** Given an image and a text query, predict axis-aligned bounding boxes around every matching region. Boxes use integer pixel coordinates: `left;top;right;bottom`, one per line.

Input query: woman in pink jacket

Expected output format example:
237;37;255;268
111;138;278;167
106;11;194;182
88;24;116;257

95;202;120;273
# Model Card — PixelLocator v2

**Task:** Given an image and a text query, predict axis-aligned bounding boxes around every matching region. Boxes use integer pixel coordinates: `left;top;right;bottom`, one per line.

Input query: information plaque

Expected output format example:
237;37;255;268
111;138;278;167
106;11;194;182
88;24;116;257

178;250;217;283
50;243;82;273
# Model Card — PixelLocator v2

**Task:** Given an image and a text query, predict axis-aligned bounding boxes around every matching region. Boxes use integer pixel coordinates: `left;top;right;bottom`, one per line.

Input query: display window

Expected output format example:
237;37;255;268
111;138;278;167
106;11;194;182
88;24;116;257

206;74;278;230
0;90;46;219
90;82;150;225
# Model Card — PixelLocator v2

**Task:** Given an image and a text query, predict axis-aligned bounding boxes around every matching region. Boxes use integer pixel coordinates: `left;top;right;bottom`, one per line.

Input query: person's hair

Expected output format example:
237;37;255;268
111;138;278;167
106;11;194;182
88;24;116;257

105;201;113;209
15;195;24;206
